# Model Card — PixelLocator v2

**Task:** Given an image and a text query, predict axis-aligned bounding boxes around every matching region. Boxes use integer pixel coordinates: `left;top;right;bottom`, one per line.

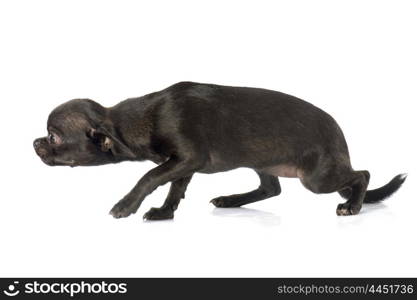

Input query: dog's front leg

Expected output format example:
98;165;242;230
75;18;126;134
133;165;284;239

143;175;193;220
109;157;200;218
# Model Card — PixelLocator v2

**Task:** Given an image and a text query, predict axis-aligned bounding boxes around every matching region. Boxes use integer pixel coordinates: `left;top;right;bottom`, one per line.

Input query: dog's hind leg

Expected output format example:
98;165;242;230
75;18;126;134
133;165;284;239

210;171;281;208
301;165;369;216
335;170;369;215
143;176;193;220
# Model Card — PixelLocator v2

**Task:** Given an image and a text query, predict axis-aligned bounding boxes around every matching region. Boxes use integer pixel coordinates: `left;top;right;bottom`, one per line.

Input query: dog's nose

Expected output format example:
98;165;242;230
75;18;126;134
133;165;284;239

33;138;41;150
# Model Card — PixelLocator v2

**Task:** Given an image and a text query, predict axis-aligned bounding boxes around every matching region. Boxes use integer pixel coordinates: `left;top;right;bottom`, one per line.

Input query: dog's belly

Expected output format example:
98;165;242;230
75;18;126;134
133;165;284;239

199;152;236;173
199;150;302;178
260;164;302;178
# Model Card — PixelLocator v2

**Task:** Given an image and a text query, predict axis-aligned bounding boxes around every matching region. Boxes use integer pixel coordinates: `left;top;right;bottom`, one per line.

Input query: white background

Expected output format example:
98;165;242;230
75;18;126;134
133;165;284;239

0;0;416;277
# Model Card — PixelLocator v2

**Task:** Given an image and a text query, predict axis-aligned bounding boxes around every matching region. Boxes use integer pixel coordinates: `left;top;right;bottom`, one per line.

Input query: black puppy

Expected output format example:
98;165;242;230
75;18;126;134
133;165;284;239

34;82;406;220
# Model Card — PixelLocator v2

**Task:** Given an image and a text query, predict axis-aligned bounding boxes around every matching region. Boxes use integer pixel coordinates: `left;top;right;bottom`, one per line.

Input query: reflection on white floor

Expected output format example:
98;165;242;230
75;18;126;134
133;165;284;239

0;166;414;278
211;207;281;227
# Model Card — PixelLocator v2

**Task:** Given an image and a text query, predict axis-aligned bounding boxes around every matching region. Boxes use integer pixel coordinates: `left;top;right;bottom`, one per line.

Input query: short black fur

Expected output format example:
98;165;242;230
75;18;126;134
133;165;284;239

33;82;407;220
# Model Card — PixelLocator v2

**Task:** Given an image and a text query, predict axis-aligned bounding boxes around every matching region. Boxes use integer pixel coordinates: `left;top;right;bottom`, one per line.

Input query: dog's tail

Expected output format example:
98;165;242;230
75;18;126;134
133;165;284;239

363;173;407;203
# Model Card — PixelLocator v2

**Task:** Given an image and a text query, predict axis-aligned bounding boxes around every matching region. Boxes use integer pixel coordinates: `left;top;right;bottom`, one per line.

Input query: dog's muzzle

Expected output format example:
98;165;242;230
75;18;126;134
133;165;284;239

33;138;50;160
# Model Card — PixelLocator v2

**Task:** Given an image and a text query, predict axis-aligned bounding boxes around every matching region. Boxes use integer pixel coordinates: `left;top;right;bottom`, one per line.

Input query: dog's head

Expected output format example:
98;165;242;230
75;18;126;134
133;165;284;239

33;99;135;167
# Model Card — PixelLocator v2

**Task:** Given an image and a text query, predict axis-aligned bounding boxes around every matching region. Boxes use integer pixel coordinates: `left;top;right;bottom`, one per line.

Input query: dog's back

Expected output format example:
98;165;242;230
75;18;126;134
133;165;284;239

160;82;349;172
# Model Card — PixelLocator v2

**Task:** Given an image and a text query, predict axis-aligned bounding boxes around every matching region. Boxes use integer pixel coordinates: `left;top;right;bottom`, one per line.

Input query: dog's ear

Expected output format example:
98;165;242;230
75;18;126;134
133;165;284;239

87;128;113;152
87;125;136;158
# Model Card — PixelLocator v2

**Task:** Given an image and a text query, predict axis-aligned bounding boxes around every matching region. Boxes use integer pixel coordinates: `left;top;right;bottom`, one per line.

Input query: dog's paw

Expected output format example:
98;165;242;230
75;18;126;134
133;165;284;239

109;200;135;219
336;203;361;216
143;207;174;221
210;196;240;208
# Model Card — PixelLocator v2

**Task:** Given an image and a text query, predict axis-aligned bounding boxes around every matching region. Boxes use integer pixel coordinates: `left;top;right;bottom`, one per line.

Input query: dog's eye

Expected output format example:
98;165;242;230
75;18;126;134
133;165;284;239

48;133;57;144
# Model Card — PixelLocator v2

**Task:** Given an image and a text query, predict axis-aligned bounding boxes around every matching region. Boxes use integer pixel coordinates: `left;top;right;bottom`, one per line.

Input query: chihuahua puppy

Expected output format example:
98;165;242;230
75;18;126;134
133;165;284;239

34;82;406;220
